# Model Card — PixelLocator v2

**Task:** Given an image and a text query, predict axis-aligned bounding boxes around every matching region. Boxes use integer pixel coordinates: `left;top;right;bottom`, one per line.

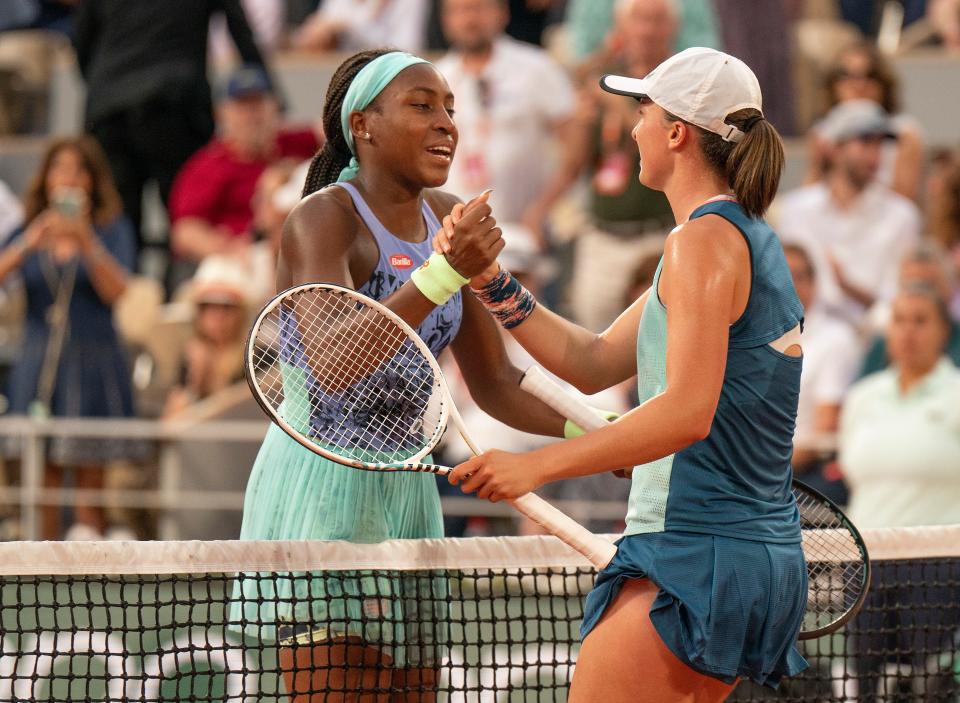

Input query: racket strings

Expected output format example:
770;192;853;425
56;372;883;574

250;289;445;464
796;488;867;633
275;294;429;457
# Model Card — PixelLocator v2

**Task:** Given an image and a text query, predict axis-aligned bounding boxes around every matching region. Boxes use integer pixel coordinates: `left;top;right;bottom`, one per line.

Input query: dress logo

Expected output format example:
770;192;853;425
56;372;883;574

390;254;414;269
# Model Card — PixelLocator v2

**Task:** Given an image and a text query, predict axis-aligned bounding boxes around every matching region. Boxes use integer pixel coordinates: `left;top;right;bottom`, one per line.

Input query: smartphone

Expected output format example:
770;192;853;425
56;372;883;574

50;187;87;219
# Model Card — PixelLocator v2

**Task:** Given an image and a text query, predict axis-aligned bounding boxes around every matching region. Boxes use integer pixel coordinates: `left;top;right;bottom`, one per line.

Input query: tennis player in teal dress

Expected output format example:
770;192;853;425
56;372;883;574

446;48;809;701
231;50;573;701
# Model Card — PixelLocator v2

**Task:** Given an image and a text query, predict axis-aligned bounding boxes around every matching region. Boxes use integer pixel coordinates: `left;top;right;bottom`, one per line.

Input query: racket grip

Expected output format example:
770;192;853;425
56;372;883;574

520;366;609;433
510;492;617;569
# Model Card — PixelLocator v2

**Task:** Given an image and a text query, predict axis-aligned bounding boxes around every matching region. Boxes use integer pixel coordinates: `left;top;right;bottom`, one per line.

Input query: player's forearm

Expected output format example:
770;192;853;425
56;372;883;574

381;279;455;331
507;305;620;394
533;391;712;484
468;365;567;438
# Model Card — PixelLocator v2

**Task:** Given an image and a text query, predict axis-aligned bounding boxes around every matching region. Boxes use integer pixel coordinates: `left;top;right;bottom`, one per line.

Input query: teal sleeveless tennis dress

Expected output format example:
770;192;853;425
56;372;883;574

231;183;462;665
580;199;809;688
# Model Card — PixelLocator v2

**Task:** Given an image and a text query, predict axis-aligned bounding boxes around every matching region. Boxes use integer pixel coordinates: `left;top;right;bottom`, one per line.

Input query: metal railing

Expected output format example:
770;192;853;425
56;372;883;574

0;416;267;540
0;416;633;541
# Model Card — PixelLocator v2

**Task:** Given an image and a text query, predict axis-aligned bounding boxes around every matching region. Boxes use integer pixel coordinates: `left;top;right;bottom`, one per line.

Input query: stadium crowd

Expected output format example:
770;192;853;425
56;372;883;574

0;0;957;542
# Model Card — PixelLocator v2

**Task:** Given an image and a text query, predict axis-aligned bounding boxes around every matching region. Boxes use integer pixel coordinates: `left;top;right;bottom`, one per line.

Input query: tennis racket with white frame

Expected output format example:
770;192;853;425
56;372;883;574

245;282;617;569
518;365;870;638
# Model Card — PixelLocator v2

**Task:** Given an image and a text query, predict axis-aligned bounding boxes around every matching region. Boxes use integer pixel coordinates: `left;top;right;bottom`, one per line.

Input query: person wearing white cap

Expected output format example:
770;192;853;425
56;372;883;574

443;47;808;698
163;255;254;417
776;98;922;333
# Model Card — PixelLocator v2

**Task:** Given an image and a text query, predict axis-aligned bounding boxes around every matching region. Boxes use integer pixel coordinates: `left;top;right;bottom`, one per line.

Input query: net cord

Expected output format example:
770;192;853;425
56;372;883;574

0;526;957;576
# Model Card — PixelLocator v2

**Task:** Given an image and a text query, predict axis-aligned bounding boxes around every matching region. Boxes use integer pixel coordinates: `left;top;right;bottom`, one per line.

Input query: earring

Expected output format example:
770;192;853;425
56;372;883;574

360;132;371;140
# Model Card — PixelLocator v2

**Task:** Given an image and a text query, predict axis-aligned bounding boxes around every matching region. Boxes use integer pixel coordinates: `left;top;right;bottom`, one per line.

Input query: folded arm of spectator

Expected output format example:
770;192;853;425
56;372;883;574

827;254;877;310
172;218;250;263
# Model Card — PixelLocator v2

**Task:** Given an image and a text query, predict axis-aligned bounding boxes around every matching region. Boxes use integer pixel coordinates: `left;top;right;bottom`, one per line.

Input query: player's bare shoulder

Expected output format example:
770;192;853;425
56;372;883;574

665;213;744;265
282;184;361;256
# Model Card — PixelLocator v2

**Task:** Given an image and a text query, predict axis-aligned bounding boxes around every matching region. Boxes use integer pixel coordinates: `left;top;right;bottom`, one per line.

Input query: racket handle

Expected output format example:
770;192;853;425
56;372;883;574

520;366;609;432
510;492;617;569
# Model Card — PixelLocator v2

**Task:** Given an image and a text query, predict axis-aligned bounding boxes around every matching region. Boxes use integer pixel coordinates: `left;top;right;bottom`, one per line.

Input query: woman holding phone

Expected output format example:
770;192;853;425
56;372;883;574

0;135;137;541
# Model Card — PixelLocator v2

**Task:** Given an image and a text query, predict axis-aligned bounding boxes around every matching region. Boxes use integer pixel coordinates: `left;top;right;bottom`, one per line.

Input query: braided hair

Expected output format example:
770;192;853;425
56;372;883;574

302;49;394;197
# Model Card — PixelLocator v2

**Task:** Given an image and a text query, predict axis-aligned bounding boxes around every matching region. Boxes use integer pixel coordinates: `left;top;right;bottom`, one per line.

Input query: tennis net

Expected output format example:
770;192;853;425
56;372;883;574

0;526;957;701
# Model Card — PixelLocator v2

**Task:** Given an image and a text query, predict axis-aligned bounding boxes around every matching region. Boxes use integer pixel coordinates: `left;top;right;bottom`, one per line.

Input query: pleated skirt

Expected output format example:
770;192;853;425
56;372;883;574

229;424;446;667
581;531;809;688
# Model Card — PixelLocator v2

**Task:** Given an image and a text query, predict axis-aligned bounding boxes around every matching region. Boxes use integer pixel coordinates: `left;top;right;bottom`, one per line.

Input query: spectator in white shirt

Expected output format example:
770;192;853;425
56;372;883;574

777;100;922;331
783;243;859;505
292;0;429;53
840;286;960;703
435;0;575;239
840;282;960;529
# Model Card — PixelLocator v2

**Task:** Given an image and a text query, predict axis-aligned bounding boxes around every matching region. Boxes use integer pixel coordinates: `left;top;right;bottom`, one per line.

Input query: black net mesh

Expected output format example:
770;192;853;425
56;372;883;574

0;536;957;701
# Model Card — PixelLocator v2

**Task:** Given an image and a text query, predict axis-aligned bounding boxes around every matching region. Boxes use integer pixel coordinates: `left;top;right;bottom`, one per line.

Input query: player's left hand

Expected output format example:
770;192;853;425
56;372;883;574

449;450;543;502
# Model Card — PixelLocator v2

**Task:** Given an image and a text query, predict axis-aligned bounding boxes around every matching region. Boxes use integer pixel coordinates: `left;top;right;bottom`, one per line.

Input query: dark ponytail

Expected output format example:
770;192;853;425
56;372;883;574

698;109;784;219
301;49;394;197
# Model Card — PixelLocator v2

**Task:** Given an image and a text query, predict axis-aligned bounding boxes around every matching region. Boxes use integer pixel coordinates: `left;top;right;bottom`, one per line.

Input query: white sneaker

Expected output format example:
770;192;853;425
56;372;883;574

104;526;139;541
64;523;103;541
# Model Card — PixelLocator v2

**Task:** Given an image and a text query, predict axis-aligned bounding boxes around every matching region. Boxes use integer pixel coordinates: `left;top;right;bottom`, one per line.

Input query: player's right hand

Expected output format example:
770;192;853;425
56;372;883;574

439;190;503;281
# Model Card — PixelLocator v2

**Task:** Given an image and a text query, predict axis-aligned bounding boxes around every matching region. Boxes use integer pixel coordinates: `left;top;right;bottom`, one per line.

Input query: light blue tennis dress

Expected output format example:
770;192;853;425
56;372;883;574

231;183;462;665
580;199;809;688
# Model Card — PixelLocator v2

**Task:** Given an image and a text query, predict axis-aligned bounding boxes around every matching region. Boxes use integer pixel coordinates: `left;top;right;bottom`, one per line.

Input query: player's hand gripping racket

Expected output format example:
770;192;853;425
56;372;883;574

518;365;871;638
245;282;617;569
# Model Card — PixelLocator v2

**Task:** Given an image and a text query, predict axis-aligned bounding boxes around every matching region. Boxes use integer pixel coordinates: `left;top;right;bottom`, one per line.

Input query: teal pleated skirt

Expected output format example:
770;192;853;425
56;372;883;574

581;531;809;688
229;424;446;667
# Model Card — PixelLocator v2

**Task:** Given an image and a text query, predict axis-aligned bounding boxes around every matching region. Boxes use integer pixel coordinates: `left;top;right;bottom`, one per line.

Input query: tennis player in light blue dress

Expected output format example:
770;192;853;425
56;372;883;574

231;49;574;701
446;48;809;701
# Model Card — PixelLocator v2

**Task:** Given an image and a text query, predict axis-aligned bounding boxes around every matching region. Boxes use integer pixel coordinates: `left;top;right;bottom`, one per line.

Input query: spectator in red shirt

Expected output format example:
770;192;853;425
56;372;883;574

169;65;320;266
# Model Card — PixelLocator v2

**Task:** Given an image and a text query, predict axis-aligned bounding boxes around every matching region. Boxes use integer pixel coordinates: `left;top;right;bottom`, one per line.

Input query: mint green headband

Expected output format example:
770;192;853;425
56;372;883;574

338;52;431;182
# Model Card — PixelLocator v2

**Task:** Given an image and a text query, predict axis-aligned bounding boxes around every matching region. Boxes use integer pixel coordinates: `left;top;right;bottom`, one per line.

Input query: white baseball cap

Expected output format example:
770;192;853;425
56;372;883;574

190;255;254;307
600;47;763;143
816;99;897;144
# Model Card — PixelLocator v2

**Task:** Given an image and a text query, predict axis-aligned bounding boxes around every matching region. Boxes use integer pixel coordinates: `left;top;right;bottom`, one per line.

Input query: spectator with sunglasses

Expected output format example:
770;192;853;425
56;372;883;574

163;255;253;418
806;40;925;201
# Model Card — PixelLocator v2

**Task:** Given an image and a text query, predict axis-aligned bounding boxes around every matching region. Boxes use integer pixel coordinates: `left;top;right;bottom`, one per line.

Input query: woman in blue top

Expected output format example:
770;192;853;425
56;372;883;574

0;136;137;541
446;48;808;700
234;49;573;702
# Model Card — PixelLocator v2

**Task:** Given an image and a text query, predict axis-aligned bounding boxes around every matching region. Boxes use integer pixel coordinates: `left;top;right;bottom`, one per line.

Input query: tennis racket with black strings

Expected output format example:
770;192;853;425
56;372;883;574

518;365;871;639
245;282;617;569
